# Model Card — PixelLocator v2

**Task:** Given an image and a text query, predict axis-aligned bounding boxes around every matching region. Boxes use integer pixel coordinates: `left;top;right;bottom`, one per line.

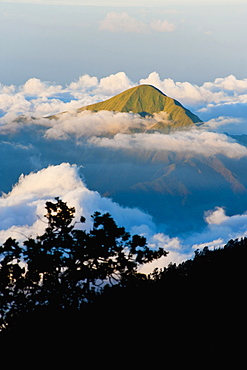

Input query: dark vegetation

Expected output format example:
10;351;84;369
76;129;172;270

0;198;247;359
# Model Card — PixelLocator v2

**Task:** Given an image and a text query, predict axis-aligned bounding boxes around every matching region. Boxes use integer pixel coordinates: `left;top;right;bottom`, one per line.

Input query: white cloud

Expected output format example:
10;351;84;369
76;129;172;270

40;109;247;160
21;78;63;97
68;74;99;92
44;110;150;139
0;84;16;95
203;116;244;130
184;206;247;252
99;12;176;34
138;73;247;125
191;238;225;251
150;19;176;32
204;207;229;225
0;72;136;121
89;129;247;159
143;76;245;115
0;79;67;123
203;75;247;93
140;72;227;106
204;207;247;234
140;232;188;273
99;12;148;34
0;163;157;243
125;228;188;269
93;72;134;96
0;91;31;116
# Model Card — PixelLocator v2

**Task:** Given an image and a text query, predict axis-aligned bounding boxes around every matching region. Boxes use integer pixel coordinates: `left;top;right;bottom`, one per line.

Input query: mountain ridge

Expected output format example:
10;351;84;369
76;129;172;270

78;84;202;128
50;84;202;131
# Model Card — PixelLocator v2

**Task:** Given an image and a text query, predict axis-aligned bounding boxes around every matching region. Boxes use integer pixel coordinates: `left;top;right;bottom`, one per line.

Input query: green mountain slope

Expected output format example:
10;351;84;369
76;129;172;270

50;85;202;131
77;84;202;128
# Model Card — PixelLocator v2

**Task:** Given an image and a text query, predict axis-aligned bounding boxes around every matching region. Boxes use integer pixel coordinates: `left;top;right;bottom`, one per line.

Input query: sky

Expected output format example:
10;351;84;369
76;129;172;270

0;0;247;86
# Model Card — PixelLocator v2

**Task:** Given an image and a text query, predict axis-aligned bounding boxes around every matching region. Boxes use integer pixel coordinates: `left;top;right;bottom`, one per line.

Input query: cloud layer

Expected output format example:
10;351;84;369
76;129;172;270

0;163;155;242
1;163;247;272
44;110;152;139
88;129;247;159
1;71;247;122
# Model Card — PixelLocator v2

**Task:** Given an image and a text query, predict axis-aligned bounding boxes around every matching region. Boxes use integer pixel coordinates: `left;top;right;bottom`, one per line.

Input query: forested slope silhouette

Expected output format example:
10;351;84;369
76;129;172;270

0;198;246;358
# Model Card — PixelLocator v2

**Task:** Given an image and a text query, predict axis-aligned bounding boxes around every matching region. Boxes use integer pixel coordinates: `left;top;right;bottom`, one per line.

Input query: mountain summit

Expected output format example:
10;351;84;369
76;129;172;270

50;84;202;131
77;84;202;129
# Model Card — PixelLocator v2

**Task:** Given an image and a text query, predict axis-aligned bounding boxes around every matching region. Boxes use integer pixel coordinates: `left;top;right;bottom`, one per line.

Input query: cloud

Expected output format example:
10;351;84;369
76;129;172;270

99;11;148;34
150;19;176;33
202;116;247;134
203;75;247;94
99;12;176;34
140;233;188;273
184;206;247;252
0;72;136;122
40;110;247;160
44;110;151;139
140;72;228;106
89;129;247;159
204;207;247;233
68;74;99;92
0;163;157;242
1;71;247;121
0;162;190;270
21;78;63;97
204;206;229;225
0;91;31;117
93;72;134;96
139;72;247;114
0;78;63;121
0;80;65;122
138;73;247;130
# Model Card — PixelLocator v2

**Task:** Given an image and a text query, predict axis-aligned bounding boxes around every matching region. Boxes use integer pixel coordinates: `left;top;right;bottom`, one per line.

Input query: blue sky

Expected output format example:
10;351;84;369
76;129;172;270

1;0;247;85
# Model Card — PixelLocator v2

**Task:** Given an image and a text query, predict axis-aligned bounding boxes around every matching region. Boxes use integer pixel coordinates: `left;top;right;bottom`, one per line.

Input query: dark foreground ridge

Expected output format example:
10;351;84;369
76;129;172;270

0;199;246;362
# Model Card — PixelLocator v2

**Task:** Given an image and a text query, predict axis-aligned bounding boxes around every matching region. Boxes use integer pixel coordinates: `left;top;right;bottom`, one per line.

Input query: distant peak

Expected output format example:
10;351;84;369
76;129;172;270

50;83;202;130
127;84;167;95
